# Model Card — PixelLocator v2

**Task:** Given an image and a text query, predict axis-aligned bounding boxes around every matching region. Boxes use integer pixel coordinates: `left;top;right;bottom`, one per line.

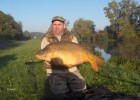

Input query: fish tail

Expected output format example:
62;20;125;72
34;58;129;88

88;52;104;65
95;56;105;65
87;52;105;72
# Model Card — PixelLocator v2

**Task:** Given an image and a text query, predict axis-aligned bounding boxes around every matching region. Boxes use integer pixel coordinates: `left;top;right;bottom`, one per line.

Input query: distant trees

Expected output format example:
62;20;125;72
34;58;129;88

1;0;140;42
23;31;44;39
22;30;31;40
0;10;23;40
104;0;140;40
71;18;96;42
72;18;95;35
71;0;140;43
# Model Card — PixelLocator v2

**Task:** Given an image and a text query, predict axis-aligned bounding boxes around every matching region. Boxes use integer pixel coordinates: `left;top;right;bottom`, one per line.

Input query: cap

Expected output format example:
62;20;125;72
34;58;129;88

51;16;65;23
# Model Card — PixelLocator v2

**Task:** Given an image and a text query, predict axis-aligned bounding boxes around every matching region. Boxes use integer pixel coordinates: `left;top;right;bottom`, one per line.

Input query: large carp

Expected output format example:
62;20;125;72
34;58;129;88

35;42;105;72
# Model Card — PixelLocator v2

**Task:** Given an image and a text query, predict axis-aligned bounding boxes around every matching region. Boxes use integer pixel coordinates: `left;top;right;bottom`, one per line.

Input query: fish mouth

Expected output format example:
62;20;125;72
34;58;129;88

35;54;47;61
35;54;40;59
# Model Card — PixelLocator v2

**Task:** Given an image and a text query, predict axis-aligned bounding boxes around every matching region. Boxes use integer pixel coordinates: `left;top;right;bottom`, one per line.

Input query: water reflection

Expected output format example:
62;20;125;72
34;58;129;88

95;47;111;61
80;39;140;61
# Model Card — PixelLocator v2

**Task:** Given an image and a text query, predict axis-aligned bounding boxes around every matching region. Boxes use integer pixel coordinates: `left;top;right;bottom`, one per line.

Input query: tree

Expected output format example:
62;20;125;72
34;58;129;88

71;18;96;42
104;0;140;40
0;10;23;39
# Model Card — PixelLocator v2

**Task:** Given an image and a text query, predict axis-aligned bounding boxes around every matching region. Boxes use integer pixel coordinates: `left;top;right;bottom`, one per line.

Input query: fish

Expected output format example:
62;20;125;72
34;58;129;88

35;41;105;72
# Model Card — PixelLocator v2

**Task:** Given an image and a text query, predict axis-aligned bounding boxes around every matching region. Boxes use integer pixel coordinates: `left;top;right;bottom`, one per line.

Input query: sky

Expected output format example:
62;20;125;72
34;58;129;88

0;0;139;33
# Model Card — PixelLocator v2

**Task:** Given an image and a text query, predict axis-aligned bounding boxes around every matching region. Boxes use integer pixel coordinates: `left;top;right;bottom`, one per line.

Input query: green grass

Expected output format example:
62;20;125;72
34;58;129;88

0;39;140;99
78;54;140;97
0;39;46;100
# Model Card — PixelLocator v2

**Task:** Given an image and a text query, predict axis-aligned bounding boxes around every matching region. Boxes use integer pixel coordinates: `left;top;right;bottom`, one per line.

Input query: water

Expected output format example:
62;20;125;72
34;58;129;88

95;47;111;61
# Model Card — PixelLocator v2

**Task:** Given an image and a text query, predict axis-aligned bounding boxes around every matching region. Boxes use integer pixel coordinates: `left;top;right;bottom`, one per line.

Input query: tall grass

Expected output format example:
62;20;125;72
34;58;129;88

78;53;140;98
0;39;46;100
0;39;139;99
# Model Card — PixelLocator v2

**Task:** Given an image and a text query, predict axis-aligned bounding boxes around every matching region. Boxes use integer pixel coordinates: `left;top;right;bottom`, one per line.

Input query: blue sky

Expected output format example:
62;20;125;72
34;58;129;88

0;0;139;33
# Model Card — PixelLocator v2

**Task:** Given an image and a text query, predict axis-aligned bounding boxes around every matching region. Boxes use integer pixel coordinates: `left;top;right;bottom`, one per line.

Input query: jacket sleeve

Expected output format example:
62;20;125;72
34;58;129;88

41;37;49;49
72;36;78;43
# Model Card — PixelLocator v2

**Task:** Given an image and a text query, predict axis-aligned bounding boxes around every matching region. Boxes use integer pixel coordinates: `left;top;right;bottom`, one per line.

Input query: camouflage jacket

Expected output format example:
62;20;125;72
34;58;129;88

45;29;75;43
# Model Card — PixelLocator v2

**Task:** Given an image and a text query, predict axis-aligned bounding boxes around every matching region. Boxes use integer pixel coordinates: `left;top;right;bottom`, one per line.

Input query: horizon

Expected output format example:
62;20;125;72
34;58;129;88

0;0;139;33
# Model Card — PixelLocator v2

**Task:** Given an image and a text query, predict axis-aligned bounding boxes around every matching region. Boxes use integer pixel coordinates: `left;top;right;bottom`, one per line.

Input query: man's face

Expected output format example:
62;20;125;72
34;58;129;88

52;21;65;35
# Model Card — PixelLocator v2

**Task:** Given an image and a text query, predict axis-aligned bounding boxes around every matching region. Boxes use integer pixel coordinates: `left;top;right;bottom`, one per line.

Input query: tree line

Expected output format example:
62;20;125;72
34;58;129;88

72;0;140;43
0;0;140;42
0;11;23;40
104;0;140;41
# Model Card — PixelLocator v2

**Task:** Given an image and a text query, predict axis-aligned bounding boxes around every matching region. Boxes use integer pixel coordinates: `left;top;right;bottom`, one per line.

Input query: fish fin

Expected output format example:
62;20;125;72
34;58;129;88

76;58;84;64
87;52;105;68
97;57;105;65
90;62;99;72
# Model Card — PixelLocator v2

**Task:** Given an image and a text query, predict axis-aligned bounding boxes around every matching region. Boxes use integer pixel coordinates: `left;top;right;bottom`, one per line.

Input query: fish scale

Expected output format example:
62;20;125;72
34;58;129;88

36;41;105;72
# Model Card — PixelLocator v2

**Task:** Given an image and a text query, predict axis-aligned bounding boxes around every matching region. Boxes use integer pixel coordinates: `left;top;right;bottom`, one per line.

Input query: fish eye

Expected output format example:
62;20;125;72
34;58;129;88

38;50;44;55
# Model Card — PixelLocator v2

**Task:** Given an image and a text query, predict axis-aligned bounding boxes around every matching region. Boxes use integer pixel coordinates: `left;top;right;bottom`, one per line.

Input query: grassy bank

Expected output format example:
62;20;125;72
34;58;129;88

0;39;139;99
0;39;46;100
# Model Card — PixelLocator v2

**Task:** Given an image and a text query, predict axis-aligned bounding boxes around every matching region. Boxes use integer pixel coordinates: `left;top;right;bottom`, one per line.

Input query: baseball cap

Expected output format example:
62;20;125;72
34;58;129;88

51;16;65;23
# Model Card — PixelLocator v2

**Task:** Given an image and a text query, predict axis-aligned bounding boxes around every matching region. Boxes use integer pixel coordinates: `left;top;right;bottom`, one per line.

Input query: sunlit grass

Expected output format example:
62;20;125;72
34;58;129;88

79;58;140;97
0;39;46;100
0;39;140;99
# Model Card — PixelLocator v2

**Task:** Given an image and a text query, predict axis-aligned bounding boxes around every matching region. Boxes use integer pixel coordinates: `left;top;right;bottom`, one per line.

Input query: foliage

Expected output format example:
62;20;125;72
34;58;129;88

0;10;23;40
22;30;31;40
22;31;44;40
104;0;140;40
72;18;95;34
30;32;44;39
107;56;140;72
79;56;140;97
72;18;96;42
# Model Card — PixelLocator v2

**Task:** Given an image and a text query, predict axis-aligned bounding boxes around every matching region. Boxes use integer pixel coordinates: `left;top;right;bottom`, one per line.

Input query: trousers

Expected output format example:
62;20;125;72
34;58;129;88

47;70;87;94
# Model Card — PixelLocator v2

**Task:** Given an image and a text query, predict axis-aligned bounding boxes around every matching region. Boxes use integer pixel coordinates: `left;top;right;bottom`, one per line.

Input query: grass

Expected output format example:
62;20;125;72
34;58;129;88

79;62;140;96
0;39;140;99
0;39;46;100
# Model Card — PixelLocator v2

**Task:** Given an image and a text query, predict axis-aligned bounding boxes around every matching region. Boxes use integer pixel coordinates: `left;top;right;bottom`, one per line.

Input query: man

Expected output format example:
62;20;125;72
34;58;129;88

41;16;87;99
